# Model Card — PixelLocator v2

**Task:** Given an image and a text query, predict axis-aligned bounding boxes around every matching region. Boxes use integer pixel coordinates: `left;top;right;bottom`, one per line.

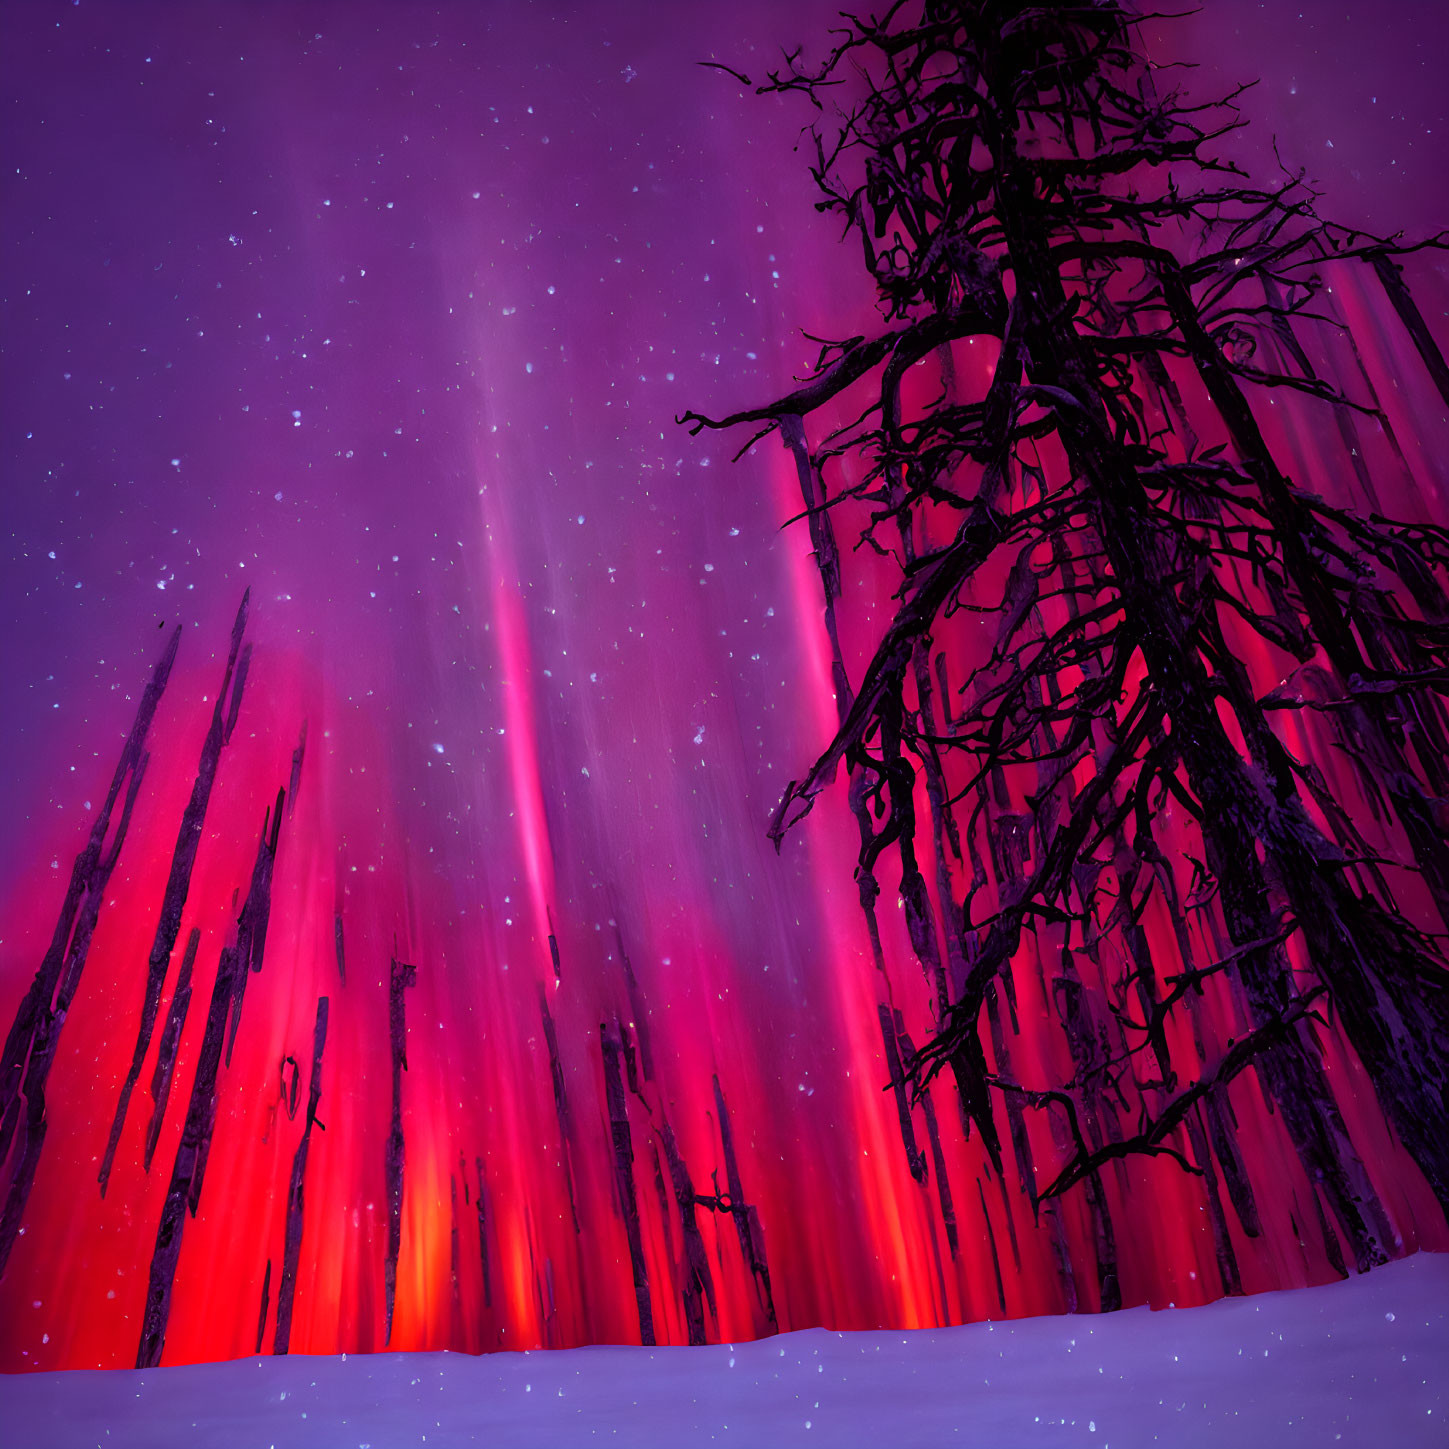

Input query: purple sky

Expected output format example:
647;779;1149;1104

2;0;1446;874
1;0;1447;1373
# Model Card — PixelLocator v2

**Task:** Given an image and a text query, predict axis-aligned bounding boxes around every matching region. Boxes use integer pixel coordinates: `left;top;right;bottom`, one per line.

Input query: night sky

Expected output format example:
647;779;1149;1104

4;1;1446;859
1;0;1446;1371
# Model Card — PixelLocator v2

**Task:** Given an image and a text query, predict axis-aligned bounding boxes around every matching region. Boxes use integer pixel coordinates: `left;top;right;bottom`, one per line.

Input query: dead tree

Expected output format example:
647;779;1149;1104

100;592;251;1197
0;627;178;1276
137;788;286;1369
684;0;1449;1273
383;953;418;1346
273;995;329;1354
600;1019;656;1345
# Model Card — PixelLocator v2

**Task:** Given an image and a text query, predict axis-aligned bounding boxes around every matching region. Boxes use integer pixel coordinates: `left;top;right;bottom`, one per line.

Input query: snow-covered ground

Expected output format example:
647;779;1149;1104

4;1252;1445;1448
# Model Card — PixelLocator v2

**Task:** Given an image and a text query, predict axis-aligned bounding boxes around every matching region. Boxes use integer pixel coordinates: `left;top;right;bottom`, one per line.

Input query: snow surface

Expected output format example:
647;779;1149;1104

3;1253;1445;1448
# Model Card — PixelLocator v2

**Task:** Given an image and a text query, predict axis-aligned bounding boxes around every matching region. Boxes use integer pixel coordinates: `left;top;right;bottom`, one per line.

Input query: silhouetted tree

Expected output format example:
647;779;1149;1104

686;0;1449;1287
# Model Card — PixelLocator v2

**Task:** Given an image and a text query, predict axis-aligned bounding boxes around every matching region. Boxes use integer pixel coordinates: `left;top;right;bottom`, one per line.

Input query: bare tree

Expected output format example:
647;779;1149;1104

685;0;1449;1290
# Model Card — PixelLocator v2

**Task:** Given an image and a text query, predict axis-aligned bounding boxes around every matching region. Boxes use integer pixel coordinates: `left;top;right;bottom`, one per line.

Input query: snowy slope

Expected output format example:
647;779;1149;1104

3;1252;1444;1449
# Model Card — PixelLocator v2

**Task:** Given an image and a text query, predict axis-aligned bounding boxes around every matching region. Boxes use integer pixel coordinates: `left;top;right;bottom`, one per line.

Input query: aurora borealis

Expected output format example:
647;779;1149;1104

2;0;1447;1374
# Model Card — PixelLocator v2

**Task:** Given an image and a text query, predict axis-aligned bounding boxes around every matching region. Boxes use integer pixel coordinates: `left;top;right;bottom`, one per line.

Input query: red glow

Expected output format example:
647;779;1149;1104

1;0;1447;1381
